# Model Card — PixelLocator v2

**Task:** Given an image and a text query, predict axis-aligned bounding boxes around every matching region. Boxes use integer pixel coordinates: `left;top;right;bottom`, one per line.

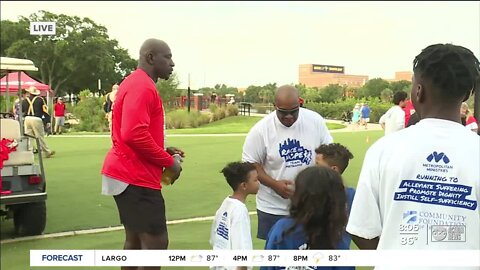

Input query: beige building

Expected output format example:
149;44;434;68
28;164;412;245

299;64;369;88
388;71;413;82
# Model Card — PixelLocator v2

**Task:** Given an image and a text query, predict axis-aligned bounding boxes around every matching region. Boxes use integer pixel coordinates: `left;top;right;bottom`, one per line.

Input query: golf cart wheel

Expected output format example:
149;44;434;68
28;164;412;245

13;201;47;236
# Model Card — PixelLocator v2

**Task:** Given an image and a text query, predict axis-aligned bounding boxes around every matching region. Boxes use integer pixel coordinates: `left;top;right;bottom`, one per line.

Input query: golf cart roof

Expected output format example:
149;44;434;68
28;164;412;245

1;57;38;71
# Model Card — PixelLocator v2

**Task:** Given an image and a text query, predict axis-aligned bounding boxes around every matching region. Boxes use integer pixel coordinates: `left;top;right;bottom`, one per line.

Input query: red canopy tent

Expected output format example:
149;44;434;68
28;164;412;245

0;72;53;96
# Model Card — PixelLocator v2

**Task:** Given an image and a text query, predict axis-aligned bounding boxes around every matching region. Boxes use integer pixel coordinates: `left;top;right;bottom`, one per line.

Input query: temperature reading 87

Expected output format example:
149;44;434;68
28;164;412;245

329;255;341;261
268;255;280;261
207;255;218;261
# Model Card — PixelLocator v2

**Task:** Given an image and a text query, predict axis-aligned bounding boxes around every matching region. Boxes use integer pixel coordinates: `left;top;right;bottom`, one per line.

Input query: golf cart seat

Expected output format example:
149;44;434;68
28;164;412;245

1;119;35;166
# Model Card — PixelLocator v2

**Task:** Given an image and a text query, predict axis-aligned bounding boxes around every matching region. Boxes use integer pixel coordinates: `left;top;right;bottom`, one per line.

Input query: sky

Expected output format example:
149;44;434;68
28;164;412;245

1;1;479;89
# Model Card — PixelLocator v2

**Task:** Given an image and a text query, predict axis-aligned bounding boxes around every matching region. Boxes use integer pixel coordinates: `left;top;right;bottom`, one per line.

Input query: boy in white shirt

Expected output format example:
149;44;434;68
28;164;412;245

379;90;408;135
210;162;260;270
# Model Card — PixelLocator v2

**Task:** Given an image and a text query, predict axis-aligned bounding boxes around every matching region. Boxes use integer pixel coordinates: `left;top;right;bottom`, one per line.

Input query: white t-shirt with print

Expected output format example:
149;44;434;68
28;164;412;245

346;118;479;270
210;197;252;270
242;108;333;215
210;197;252;251
379;105;405;135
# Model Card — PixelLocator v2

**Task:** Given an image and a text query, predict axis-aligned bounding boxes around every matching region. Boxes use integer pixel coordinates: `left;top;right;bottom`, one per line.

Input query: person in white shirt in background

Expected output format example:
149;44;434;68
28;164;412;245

346;43;480;270
379;90;408;135
210;161;259;270
242;85;333;240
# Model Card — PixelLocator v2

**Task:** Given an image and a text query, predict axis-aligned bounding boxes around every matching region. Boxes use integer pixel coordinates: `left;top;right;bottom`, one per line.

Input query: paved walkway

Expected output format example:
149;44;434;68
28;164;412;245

56;116;382;138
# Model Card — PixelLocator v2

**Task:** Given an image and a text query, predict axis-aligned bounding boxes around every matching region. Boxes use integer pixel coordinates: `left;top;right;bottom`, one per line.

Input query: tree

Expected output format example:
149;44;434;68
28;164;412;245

244;85;262;103
319;84;344;103
304;87;322;103
390;80;412;93
156;73;181;105
0;20;33;56
380;88;394;103
198;87;215;97
259;88;274;103
1;10;136;96
362;78;390;98
295;83;308;98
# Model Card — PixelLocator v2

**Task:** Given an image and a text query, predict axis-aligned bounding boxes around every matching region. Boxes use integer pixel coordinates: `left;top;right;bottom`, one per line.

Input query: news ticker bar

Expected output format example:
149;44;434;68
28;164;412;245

31;250;480;267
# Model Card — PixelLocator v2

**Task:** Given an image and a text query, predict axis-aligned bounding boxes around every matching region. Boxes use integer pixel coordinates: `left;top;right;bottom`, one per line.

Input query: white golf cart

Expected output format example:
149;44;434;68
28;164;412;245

1;57;47;236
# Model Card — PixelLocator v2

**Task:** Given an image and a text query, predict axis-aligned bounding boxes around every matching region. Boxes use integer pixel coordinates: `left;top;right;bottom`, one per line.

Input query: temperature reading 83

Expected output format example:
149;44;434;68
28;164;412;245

329;255;340;261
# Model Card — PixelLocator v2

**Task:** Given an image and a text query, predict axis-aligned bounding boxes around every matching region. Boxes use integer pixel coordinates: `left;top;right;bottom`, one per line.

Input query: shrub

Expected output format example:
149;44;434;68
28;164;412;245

166;110;189;129
72;89;108;132
256;106;267;114
209;103;219;114
213;108;226;121
166;109;211;129
225;104;239;116
189;112;210;128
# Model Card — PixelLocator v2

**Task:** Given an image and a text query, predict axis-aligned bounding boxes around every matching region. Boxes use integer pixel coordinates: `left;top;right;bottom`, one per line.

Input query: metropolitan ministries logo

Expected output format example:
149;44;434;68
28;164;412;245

423;151;453;173
426;151;450;164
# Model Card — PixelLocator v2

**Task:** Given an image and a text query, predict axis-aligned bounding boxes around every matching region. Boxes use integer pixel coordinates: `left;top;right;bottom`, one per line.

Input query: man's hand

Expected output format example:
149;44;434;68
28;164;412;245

169;157;183;184
166;146;185;158
272;180;294;199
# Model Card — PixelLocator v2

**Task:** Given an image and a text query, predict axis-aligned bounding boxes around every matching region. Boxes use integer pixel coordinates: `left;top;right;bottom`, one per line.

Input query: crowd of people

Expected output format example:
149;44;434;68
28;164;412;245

8;81;122;158
97;38;479;270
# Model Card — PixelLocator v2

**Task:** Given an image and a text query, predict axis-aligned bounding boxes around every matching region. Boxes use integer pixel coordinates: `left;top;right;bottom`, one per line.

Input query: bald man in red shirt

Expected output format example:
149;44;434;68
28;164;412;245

101;39;183;268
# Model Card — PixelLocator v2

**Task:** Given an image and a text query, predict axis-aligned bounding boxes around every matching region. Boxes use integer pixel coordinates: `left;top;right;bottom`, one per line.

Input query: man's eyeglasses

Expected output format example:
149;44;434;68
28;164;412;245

275;106;300;116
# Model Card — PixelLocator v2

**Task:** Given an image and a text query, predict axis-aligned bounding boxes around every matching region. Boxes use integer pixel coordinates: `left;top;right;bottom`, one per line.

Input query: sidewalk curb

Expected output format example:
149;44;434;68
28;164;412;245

0;212;257;244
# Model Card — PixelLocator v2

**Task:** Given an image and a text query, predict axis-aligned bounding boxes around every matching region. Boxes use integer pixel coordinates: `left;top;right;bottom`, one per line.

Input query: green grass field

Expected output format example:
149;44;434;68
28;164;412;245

66;115;346;135
0;126;382;270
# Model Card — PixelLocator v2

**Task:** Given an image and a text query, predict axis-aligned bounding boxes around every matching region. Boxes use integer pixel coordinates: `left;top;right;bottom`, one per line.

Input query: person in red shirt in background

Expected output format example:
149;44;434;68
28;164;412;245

402;98;415;127
101;39;184;268
461;102;478;133
298;97;305;107
53;97;66;135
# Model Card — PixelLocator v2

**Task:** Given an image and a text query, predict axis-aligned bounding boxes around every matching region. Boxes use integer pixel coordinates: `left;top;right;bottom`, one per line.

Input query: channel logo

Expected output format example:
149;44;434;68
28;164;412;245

431;225;466;242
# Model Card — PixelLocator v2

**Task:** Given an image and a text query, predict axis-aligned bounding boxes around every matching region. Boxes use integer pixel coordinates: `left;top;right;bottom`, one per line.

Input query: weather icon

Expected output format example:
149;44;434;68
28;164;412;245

190;255;203;262
252;255;264;262
313;253;324;264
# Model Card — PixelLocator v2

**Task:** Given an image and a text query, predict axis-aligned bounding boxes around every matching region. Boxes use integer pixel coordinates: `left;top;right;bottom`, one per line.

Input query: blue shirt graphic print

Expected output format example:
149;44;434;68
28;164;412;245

216;212;229;241
278;139;312;168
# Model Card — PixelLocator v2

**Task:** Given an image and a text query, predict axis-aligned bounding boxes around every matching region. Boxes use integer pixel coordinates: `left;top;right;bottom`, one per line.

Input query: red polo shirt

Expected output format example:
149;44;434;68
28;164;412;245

101;68;174;190
403;99;415;126
54;102;66;117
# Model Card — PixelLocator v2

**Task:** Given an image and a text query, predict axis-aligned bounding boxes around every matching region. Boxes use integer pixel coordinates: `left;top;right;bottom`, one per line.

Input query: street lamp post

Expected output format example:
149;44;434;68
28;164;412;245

187;73;191;113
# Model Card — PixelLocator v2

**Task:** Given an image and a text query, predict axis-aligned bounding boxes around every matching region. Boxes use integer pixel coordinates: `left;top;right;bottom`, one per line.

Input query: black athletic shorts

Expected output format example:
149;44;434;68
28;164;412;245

113;184;167;235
